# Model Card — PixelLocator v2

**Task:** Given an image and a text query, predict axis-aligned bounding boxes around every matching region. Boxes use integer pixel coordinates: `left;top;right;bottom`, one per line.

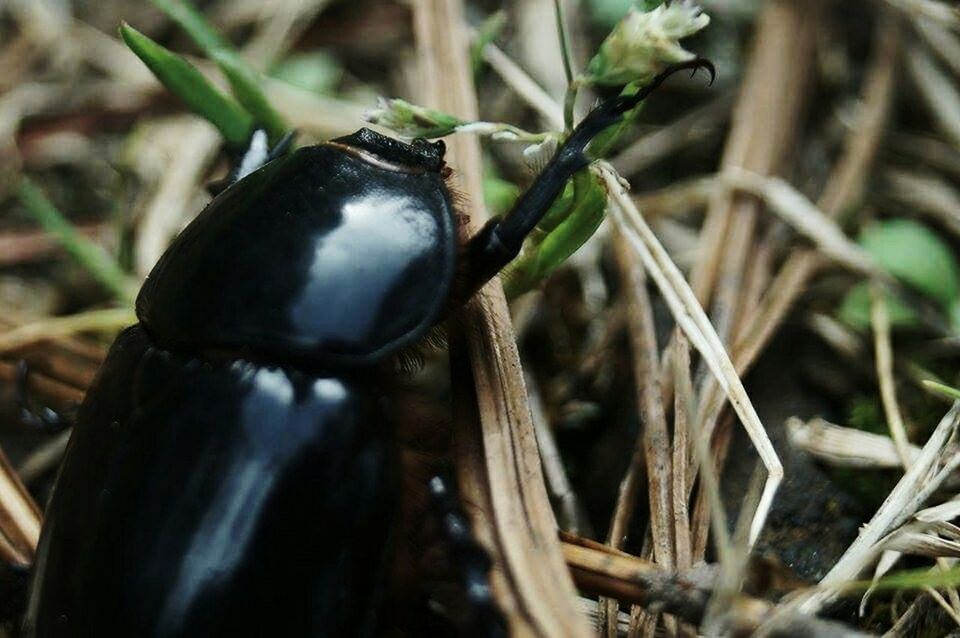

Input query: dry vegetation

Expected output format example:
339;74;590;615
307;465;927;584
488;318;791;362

3;0;960;636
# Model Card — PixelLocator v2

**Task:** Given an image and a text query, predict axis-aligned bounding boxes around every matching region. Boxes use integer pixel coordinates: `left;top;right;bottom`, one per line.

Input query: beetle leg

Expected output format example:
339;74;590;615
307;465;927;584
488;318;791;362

459;58;714;297
15;360;73;432
427;473;507;638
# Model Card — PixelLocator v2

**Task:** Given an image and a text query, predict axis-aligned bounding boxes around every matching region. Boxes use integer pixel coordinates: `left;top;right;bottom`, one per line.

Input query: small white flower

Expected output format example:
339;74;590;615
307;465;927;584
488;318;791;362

364;98;464;139
586;2;710;86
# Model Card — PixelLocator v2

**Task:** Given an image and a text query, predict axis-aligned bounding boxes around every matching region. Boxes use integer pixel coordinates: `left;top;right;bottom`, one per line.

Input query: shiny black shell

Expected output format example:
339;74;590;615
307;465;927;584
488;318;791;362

25;131;458;637
137;133;456;367
24;327;397;637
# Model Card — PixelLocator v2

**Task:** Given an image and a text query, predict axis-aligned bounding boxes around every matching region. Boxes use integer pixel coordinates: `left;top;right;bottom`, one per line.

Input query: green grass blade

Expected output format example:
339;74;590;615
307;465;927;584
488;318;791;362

119;23;252;146
17;178;138;303
923;379;960;401
150;0;231;58
845;565;960;593
216;56;288;142
150;0;287;142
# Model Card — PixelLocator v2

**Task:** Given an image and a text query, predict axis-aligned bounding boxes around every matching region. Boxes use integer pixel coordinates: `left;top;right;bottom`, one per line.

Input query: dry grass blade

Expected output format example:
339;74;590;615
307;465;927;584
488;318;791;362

17;429;71;486
133;119;221;277
683;0;821;337
606;235;675;637
601;162;782;547
609;237;673;565
481;42;564;130
672;334;693;573
525;370;589;535
611;94;733;177
720;168;880;277
412;0;588;634
0;307;136;354
886;0;960;28
797;401;960;614
0;223;111;267
633;176;716;221
915;16;960;76
0;360;85;406
700;12;900;437
0;444;42;569
906;44;960;148
870;286;915;468
561;537;871;637
885;169;960;239
786;417;921;469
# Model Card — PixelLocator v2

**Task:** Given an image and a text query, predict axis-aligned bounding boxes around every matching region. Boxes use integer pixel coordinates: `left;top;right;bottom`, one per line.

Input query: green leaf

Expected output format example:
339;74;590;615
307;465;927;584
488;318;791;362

860;219;960;307
149;0;287;143
503;170;606;298
837;219;960;332
119;23;253;146
837;282;919;331
536;180;576;233
17;178;137;303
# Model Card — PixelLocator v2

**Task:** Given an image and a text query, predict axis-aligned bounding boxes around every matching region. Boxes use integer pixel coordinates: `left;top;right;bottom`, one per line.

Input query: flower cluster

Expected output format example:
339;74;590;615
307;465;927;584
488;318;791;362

585;1;710;87
364;98;465;139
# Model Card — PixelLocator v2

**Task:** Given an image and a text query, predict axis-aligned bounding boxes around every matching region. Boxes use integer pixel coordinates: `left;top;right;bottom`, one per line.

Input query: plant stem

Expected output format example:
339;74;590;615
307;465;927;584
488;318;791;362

563;79;579;133
553;0;578;132
552;0;575;87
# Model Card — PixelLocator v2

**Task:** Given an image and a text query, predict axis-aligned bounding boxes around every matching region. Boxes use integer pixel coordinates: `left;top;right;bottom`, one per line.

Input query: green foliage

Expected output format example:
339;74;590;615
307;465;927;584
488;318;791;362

503;171;606;298
216;57;287;143
838;219;960;332
837;283;919;330
862;219;960;306
149;0;230;58
847;565;960;592
366;99;466;139
120;24;253;146
923;379;960;402
148;0;287;143
17;178;137;303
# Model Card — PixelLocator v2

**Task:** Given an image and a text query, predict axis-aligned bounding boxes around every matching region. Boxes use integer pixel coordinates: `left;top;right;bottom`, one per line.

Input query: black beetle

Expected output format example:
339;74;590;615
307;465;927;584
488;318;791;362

22;61;711;637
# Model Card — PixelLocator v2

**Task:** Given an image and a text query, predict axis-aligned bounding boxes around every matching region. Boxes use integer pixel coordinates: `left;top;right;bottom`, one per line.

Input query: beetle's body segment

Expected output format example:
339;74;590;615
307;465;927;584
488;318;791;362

25;326;397;637
139;138;457;367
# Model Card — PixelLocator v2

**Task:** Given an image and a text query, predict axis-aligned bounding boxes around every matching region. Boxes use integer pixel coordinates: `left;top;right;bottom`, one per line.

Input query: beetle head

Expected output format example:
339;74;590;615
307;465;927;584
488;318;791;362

333;128;446;173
